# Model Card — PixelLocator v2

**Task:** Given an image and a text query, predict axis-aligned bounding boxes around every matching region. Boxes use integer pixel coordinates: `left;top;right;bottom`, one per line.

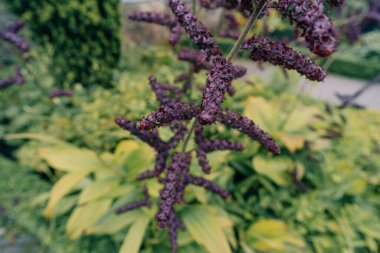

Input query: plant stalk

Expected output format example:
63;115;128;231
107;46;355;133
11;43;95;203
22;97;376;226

226;0;268;62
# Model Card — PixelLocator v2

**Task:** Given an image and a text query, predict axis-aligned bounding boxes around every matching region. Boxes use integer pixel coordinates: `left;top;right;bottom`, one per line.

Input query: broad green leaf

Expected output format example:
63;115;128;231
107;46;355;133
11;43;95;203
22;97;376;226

283;107;318;133
4;133;69;146
66;199;112;239
78;177;120;205
252;156;292;185
119;215;150;253
182;206;231;253
44;170;91;219
38;146;107;172
53;195;78;217
246;219;306;252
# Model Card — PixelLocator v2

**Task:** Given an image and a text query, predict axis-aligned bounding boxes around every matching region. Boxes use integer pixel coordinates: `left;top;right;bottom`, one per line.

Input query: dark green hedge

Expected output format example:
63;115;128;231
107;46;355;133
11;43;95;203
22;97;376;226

5;0;121;87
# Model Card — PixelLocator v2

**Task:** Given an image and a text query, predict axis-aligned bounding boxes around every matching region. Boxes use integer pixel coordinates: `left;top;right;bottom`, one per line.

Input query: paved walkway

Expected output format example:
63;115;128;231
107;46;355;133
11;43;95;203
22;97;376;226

237;60;380;110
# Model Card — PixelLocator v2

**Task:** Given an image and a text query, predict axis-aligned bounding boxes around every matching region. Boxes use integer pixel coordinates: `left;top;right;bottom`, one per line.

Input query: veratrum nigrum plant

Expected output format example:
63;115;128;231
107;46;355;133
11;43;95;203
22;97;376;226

0;19;28;89
118;0;340;252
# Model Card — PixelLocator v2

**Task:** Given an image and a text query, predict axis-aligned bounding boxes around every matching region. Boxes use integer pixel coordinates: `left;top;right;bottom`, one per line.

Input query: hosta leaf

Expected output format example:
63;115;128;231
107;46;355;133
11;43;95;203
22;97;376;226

44;169;91;219
278;133;305;152
246;219;306;252
66;199;112;239
78;177;120;205
244;96;280;132
181;205;231;253
38;146;107;172
119;215;150;253
86;210;140;235
252;156;292;185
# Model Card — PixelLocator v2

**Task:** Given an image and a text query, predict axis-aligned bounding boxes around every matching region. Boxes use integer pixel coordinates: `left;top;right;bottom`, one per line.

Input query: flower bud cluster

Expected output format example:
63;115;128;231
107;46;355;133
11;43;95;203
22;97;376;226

140;102;198;130
242;35;327;81
186;175;230;198
274;0;337;56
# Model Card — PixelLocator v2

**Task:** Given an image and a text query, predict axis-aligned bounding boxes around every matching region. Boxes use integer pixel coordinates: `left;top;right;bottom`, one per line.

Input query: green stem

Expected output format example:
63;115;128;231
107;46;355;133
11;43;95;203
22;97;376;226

181;119;197;153
192;0;196;14
226;0;268;62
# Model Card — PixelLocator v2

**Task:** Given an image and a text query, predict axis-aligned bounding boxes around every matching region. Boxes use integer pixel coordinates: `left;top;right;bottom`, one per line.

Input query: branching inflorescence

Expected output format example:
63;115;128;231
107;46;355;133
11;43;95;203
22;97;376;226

121;0;340;252
0;20;28;90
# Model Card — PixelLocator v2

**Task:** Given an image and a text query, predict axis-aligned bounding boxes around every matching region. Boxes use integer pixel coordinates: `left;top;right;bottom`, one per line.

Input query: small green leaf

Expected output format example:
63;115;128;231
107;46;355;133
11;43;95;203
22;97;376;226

252;156;292;185
119;215;150;253
44;169;91;219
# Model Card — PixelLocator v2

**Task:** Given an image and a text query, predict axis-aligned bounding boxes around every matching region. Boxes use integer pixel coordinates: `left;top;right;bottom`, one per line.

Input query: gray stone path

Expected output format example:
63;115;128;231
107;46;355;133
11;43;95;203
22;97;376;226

237;60;380;110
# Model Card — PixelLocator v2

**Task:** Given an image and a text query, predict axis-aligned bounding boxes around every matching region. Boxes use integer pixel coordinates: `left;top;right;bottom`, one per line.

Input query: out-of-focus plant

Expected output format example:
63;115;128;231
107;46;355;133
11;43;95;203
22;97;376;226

4;0;121;87
0;19;27;89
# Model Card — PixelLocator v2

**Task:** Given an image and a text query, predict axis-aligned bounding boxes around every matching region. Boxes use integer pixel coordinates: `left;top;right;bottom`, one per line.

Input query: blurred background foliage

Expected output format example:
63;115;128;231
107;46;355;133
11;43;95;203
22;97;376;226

0;0;380;253
3;0;121;87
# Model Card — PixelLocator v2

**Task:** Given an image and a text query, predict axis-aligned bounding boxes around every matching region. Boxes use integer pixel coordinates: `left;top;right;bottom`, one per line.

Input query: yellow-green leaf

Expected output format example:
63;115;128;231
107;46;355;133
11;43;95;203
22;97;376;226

44;170;91;219
244;97;279;132
66;199;112;239
182;206;231;253
38;146;107;172
119;215;150;253
86;210;140;235
5;133;69;146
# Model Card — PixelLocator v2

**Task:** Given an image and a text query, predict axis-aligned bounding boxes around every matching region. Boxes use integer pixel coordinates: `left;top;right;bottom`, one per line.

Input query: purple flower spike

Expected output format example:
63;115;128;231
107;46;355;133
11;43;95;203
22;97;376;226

0;30;29;52
186;175;230;198
168;0;221;56
243;35;327;81
128;12;176;27
140;102;198;130
198;56;234;124
157;152;191;228
219;110;280;154
168;121;188;149
116;186;152;214
0;66;24;90
5;20;25;33
202;139;244;152
49;89;73;99
149;76;173;105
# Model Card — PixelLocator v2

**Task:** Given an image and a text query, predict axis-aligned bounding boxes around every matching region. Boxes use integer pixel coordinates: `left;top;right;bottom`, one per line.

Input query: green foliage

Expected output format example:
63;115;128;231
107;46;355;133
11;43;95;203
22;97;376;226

1;46;380;253
4;0;121;87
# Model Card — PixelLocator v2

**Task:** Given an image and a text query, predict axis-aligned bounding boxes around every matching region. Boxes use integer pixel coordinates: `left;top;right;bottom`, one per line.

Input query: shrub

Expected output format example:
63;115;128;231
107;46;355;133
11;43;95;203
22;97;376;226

4;0;121;87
